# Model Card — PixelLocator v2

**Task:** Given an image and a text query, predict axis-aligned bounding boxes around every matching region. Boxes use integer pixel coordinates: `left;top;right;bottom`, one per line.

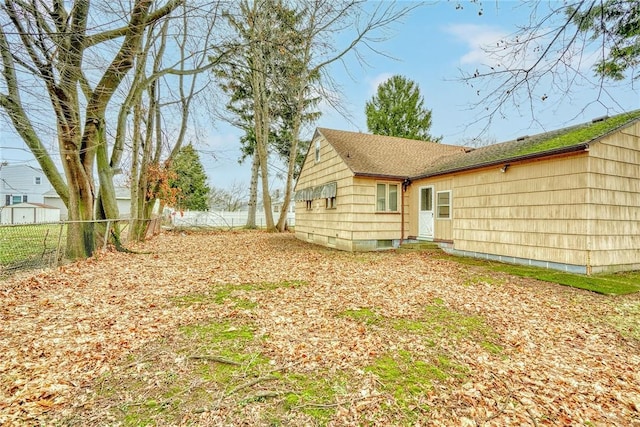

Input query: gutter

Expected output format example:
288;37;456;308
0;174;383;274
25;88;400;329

410;143;589;181
354;172;412;181
400;178;412;246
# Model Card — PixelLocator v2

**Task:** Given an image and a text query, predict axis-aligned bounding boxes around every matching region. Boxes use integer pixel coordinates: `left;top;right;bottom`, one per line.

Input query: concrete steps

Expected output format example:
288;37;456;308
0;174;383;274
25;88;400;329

397;241;441;252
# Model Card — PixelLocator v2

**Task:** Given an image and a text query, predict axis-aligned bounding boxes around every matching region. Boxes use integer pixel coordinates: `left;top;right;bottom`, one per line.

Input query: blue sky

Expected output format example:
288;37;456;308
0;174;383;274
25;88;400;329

205;0;640;190
2;1;639;192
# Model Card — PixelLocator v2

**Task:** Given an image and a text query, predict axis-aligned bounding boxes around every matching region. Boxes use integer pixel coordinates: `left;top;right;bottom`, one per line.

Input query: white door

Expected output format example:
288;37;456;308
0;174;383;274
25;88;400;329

418;186;434;239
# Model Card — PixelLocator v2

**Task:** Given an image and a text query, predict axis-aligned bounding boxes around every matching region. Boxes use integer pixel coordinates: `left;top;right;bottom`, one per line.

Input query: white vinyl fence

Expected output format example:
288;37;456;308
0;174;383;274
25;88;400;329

169;210;295;228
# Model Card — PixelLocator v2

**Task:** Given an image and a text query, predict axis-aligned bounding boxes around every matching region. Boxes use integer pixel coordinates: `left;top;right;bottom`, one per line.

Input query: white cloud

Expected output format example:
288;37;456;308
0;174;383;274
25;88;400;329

444;24;508;66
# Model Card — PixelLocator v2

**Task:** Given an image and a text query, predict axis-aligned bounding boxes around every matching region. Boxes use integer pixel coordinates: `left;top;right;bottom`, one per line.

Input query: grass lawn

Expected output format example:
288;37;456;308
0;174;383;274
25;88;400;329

435;253;640;295
0;223;65;267
1;231;639;426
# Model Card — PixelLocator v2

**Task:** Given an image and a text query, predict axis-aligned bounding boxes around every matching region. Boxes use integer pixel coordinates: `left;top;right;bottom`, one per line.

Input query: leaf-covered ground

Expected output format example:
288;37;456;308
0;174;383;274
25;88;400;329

1;231;639;426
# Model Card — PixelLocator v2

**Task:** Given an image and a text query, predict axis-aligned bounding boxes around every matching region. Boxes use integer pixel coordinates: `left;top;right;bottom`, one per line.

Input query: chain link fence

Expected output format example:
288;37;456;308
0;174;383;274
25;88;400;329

0;218;161;279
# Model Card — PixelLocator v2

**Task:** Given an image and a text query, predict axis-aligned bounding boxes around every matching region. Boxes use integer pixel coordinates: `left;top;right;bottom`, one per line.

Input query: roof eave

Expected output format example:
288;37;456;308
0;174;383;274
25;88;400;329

411;143;589;180
354;172;408;180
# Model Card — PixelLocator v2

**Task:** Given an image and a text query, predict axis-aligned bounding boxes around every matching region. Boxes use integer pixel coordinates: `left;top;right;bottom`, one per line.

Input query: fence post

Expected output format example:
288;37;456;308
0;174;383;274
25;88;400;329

55;223;64;265
103;220;111;250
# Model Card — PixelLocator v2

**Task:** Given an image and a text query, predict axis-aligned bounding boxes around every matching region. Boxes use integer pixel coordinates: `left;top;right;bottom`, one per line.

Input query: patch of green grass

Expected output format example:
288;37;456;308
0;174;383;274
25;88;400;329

606;302;640;341
282;372;348;424
394;301;493;340
463;275;505;287
92;320;273;425
180;321;256;364
480;341;504;355
437;254;640;295
0;223;66;266
339;307;381;325
365;350;465;419
172;280;306;309
391;301;503;356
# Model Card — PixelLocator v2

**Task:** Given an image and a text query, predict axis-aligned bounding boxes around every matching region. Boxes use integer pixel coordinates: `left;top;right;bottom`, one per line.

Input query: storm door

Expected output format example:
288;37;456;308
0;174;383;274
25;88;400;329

418;186;434;239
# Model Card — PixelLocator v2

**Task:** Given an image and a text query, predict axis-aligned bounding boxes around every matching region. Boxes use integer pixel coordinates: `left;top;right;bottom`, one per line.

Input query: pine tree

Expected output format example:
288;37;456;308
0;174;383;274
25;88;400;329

568;0;640;80
169;145;211;211
365;75;439;142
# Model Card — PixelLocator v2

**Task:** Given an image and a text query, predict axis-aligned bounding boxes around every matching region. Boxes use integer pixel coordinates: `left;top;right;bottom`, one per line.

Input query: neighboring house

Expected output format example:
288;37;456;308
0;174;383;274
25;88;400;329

0;202;60;225
294;110;640;274
44;187;133;220
0;164;53;206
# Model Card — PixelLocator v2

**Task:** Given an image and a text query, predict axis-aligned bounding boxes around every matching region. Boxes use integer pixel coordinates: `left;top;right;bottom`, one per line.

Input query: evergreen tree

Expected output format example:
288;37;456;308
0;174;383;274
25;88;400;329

169;145;211;211
568;0;640;80
365;75;439;142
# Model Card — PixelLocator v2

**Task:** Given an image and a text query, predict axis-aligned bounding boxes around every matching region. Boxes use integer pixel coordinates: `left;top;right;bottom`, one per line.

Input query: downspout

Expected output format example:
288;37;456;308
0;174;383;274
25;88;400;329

400;178;412;245
586;149;592;275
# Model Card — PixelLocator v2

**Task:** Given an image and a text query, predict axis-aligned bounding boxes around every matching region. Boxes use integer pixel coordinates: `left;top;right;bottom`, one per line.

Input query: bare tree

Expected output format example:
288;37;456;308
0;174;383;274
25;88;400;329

0;1;184;258
116;2;222;240
216;0;417;231
458;0;639;132
209;182;248;211
274;0;418;231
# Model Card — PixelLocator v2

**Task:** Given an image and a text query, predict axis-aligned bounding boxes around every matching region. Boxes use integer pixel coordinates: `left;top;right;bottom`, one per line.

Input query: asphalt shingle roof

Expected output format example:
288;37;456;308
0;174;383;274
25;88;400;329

317;110;640;180
316;128;466;178
419;110;640;178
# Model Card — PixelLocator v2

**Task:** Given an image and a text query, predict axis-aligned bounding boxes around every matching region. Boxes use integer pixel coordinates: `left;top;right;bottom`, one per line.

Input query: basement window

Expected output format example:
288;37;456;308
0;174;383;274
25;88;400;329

377;239;393;249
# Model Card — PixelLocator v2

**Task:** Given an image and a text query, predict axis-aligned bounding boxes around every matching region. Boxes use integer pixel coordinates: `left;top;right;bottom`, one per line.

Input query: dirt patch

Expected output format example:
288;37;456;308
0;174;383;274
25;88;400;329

1;231;639;425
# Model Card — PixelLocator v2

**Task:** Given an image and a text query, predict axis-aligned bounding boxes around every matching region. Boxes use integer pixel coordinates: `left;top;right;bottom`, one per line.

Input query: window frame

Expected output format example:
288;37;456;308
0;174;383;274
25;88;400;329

436;190;452;219
376;182;399;213
325;196;336;209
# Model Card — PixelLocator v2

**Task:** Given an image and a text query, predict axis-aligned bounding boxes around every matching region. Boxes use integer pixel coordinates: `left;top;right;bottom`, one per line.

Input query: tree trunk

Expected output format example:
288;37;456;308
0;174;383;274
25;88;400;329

249;3;274;230
60;138;96;259
276;97;303;232
246;152;259;228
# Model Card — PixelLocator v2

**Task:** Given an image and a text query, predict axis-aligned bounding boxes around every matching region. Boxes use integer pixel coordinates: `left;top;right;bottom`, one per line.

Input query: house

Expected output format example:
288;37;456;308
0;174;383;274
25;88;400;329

294;110;640;274
43;187;133;220
0;163;53;206
0;202;60;225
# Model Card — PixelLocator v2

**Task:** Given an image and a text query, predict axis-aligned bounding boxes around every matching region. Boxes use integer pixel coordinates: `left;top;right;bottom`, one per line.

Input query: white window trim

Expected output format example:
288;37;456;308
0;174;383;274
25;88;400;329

376;182;399;213
436;190;452;220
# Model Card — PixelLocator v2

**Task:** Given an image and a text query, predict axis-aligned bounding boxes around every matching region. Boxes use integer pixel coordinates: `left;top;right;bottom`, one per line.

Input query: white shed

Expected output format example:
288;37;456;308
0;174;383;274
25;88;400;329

0;202;61;225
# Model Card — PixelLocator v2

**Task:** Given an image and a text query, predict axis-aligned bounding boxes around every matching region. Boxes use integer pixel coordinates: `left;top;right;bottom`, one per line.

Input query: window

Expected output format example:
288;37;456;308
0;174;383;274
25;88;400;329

437;191;451;219
34;176;41;185
420;187;433;211
306;200;312;210
5;195;10;206
315;139;321;163
377;239;393;249
326;196;336;209
376;183;398;212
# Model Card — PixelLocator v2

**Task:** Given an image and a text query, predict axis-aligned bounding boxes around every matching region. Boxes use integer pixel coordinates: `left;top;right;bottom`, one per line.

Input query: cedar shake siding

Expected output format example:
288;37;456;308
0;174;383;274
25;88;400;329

295;111;640;273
